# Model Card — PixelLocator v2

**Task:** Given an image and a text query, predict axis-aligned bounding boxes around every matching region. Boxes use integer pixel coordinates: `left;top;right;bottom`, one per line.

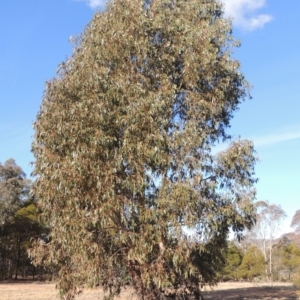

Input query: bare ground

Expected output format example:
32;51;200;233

0;281;298;300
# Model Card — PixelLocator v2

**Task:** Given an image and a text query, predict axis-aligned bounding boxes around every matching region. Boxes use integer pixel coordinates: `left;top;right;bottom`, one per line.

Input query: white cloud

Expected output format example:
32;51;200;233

76;0;273;29
221;0;272;31
76;0;105;9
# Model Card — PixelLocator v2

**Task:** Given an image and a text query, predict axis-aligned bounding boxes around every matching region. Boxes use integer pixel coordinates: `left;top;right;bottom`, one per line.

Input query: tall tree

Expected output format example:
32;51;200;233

30;0;257;299
246;201;286;281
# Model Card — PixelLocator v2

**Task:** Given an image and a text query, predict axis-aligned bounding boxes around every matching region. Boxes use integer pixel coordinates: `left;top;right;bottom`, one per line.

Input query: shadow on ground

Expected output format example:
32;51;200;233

201;285;299;300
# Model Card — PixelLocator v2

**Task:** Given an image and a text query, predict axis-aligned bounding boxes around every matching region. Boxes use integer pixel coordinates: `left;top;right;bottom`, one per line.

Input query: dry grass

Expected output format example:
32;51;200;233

0;281;137;300
0;281;298;300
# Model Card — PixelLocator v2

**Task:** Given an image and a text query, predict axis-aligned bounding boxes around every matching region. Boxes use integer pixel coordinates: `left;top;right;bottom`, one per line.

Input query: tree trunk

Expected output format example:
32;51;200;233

14;238;21;280
32;265;35;280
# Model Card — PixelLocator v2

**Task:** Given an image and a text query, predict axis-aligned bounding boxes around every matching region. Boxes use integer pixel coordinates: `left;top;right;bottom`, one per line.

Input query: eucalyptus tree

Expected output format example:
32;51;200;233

30;0;257;299
246;201;286;281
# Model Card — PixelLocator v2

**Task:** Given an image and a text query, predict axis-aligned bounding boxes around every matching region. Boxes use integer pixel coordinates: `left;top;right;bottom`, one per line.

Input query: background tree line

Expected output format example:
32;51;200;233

219;202;300;288
219;237;300;285
0;159;48;280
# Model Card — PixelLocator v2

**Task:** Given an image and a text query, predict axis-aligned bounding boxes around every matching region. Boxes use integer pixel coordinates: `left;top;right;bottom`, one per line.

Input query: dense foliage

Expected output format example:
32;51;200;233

238;245;265;280
219;241;243;281
31;0;258;299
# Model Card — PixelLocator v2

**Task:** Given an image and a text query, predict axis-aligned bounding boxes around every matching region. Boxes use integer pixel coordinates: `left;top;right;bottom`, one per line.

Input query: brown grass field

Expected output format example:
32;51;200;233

0;281;299;300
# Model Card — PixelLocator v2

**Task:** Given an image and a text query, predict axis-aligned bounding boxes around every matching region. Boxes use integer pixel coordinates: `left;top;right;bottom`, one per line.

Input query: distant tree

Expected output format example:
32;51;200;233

291;210;300;236
279;243;300;281
0;159;31;225
286;209;300;288
291;209;300;247
271;237;287;281
238;245;265;281
220;241;243;281
11;200;47;280
31;0;257;299
246;201;286;281
0;159;38;279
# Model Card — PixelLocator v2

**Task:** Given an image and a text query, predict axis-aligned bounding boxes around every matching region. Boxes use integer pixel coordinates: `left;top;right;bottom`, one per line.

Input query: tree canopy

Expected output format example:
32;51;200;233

291;210;300;233
0;159;31;225
31;0;258;299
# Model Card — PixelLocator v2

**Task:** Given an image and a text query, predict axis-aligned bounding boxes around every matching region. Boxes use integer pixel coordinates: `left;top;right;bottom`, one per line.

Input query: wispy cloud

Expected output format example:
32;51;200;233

212;126;300;154
75;0;105;9
221;0;273;31
253;129;300;147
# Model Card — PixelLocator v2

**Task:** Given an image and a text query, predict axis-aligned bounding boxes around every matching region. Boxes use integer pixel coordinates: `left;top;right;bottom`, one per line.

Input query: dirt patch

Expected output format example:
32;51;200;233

0;281;298;300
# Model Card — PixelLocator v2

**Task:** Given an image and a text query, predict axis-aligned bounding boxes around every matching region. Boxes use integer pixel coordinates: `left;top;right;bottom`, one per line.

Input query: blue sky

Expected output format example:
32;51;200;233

0;0;299;234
